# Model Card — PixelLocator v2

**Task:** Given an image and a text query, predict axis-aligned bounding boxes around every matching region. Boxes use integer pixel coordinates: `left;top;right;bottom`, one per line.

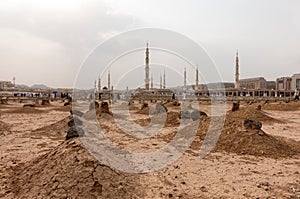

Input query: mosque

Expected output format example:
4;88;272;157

95;42;300;100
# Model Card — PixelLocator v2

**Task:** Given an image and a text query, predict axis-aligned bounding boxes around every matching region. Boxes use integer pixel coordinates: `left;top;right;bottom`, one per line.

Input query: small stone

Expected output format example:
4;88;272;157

258;130;265;136
200;186;208;192
261;182;270;186
180;110;190;119
66;126;84;140
257;105;262;110
232;102;240;112
89;101;100;110
101;101;110;113
41;99;50;105
23;104;35;108
67;117;83;127
244;119;262;130
70;110;84;117
64;102;71;106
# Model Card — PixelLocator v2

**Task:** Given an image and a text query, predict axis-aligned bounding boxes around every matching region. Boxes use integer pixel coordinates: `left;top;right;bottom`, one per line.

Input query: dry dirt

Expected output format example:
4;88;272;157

0;100;300;198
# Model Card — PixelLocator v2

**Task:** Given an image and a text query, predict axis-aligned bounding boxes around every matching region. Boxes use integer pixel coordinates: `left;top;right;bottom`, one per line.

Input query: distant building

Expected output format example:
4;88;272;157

291;73;300;90
266;81;276;90
207;82;235;89
276;77;292;90
0;81;14;89
237;77;267;90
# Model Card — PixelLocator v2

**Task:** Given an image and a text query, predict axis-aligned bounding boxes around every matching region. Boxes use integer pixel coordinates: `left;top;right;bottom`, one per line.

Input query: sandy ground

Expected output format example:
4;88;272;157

0;100;299;198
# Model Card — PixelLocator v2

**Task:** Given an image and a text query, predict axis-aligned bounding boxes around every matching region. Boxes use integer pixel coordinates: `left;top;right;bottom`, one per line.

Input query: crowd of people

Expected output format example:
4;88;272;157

12;92;71;99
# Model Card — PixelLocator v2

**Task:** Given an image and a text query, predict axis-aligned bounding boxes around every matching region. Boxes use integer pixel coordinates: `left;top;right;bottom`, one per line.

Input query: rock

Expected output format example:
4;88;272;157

257;105;262;110
200;186;208;192
66;126;84;140
258;130;265;136
41;99;50;105
149;104;168;115
190;110;207;121
180;110;191;119
67;97;72;103
0;99;8;104
89;101;100;110
23;104;35;108
70;110;84;117
171;100;180;106
101;101;110;113
261;182;270;187
64;102;71;106
244;119;262;130
232;102;240;112
141;102;148;109
67;117;83;127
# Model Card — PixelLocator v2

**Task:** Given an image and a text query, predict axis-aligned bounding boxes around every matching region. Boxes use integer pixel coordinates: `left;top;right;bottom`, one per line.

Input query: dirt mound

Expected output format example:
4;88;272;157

262;101;300;111
32;115;72;139
164;101;180;107
165;111;180;127
191;108;299;158
8;139;144;198
227;107;282;124
50;105;72;112
136;106;150;115
214;128;298;158
129;104;139;110
0;99;8;104
4;107;47;114
133;111;180;128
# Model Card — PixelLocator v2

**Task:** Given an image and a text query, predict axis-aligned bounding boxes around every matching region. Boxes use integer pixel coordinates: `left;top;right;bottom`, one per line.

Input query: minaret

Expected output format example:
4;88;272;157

160;73;162;89
13;77;15;87
235;50;239;89
97;76;101;92
151;74;153;89
163;69;166;89
184;67;186;90
145;42;150;90
195;65;199;91
94;80;97;91
108;70;111;91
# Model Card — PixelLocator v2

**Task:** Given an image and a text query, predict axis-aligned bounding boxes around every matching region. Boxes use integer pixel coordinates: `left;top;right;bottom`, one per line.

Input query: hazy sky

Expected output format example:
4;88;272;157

1;0;300;88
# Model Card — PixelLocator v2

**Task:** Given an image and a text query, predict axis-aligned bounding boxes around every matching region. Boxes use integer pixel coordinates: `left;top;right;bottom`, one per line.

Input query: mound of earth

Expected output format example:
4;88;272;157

32;115;72;139
129;104;139;111
3;107;47;114
164;111;180;127
136;106;150;115
50;105;72;112
134;111;180;128
227;107;282;124
7;139;145;198
262;101;300;111
192;108;300;158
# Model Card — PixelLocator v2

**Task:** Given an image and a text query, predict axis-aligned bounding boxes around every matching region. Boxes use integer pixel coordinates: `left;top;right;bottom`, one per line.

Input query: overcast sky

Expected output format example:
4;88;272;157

1;0;300;88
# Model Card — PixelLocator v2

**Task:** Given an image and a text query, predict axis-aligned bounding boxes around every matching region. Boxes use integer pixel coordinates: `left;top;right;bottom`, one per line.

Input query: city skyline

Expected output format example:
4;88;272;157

1;0;300;88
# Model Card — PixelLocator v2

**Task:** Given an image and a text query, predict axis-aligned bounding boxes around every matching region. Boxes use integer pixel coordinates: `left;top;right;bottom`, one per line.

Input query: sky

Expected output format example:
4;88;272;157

0;0;300;89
